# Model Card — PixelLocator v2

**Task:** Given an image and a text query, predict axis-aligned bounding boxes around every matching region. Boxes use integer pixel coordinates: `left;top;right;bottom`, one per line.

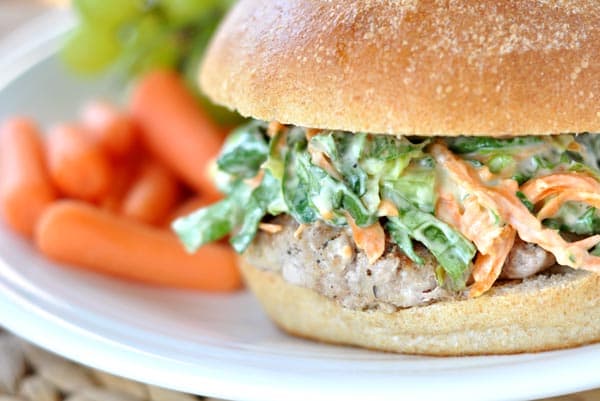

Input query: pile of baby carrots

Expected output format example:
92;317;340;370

0;70;241;291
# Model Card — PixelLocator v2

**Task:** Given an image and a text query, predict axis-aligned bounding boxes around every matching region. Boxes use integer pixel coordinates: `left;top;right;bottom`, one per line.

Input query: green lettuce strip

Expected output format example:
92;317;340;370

383;183;476;290
174;120;600;291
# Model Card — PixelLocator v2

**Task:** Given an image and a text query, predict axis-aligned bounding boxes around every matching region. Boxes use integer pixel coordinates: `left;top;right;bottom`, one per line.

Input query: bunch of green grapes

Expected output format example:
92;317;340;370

62;0;239;123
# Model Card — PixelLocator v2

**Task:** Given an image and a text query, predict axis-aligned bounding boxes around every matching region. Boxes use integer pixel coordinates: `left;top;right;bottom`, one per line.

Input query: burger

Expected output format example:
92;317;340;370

174;0;600;355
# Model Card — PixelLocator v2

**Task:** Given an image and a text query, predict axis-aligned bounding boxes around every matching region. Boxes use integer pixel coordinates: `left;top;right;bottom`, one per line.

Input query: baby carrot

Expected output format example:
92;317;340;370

130;70;224;201
0;118;56;237
163;195;211;227
46;124;112;201
121;161;180;225
99;156;140;213
81;100;137;158
35;200;241;291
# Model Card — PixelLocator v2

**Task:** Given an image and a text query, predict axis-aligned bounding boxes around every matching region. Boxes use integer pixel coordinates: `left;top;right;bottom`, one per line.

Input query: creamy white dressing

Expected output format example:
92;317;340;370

461;136;582;181
556;202;591;227
312;189;335;219
436;164;470;212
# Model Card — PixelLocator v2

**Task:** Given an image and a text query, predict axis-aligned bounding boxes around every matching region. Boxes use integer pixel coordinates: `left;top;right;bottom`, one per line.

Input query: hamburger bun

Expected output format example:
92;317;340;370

200;0;600;137
241;259;600;355
197;0;600;355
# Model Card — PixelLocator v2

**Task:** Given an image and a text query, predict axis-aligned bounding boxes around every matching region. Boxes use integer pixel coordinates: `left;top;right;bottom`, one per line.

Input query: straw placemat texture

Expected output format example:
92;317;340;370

1;326;599;401
0;327;227;401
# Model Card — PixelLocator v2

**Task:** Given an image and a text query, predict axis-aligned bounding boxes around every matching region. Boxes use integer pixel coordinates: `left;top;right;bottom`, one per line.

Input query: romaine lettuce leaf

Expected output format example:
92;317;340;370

309;132;427;214
283;142;373;226
309;132;368;196
173;169;288;254
172;180;251;252
385;163;436;213
282;141;319;224
449;135;600;184
176;124;469;281
230;170;284;252
576;133;600;169
447;136;542;154
262;130;285;180
543;202;600;236
383;183;476;289
217;121;269;179
385;222;424;265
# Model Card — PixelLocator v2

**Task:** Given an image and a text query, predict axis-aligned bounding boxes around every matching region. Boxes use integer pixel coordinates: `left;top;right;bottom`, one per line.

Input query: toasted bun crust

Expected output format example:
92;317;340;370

240;260;600;355
201;0;600;136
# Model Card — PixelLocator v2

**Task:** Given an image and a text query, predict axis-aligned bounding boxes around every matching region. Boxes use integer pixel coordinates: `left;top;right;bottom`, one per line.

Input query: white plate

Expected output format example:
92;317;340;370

0;11;599;401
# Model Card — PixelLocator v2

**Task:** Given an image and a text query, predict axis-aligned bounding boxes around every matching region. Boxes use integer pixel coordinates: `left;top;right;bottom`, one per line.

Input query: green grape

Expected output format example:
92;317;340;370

61;24;122;74
120;15;180;74
222;0;238;10
161;0;222;26
73;0;143;25
134;37;180;74
124;14;164;48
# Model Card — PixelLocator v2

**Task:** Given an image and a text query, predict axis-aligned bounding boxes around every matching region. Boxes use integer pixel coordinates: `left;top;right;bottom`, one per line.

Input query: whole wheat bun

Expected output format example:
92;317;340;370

240;260;600;355
200;0;600;136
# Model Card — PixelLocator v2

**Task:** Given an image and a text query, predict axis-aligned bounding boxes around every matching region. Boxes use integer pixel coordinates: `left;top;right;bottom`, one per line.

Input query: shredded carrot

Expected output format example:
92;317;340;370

320;210;335;220
431;143;517;297
430;143;512;213
267;121;284;138
581;252;600;271
308;145;342;180
435;193;461;229
431;142;600;291
258;223;283;234
270;125;288;153
460;195;505;255
537;191;600;221
294;224;307;239
244;170;265;190
468;226;515;298
345;214;385;264
305;128;323;141
490;185;600;270
341;245;354;262
567;141;584;152
572;235;600;251
476;167;495;182
435;168;511;298
520;173;600;204
377;199;399;217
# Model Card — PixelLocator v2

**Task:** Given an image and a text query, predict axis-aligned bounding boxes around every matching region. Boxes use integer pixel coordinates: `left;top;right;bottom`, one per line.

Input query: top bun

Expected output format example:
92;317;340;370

200;0;600;137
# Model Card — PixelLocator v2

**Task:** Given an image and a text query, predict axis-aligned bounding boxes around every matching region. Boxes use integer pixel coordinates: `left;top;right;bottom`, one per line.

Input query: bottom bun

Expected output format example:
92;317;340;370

240;259;600;355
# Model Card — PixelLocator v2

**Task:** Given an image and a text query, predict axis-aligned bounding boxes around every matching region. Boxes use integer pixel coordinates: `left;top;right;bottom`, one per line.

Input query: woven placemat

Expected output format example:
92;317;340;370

0;327;225;401
0;326;597;401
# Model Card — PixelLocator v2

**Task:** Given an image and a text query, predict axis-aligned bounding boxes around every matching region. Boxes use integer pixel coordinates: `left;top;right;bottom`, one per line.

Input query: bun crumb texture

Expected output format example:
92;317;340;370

201;0;599;136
